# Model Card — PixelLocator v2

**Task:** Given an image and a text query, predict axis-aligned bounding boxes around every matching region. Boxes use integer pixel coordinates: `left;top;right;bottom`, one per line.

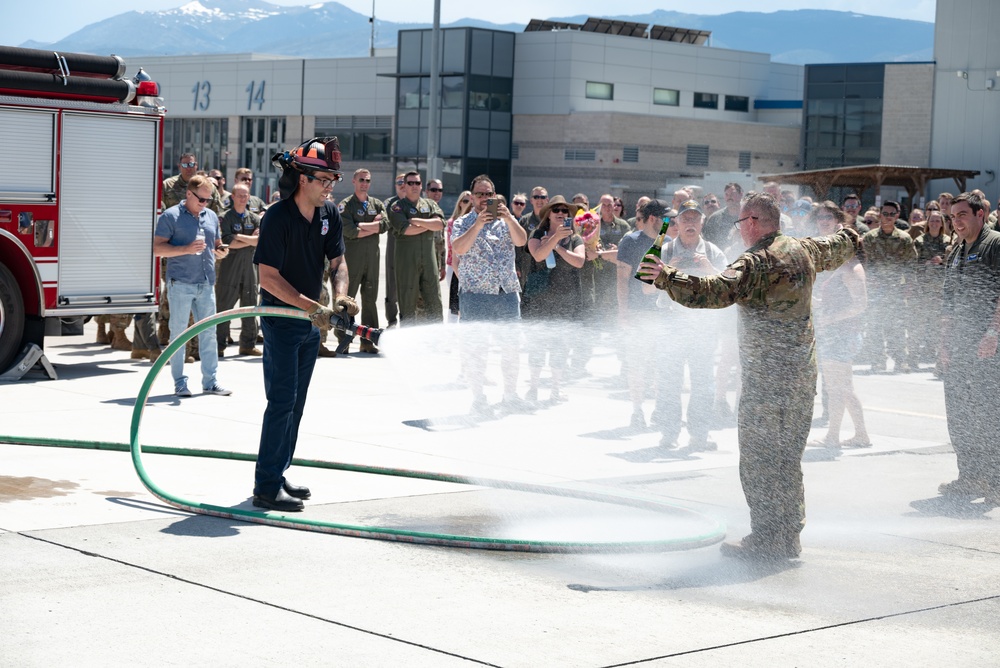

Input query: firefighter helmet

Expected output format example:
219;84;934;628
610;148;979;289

272;137;342;175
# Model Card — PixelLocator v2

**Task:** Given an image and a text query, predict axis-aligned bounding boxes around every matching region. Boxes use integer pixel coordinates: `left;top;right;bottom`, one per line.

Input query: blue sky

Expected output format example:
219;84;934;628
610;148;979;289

0;0;935;48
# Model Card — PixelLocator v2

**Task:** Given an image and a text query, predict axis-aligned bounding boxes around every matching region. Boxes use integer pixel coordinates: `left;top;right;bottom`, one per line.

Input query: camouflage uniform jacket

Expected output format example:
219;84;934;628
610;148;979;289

162;174;224;215
861;227;916;287
654;229;860;397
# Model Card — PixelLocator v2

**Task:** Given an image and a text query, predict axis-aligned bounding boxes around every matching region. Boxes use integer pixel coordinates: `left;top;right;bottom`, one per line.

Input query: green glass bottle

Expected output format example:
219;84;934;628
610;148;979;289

634;216;671;284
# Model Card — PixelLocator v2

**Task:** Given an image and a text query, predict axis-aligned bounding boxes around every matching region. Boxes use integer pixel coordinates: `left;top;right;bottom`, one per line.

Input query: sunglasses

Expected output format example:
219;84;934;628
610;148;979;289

188;192;211;204
395;180;405;186
461;198;471;204
427;187;442;192
512;200;526;206
734;215;758;228
473;191;495;197
306;173;342;188
704;200;718;205
551;207;570;214
237;177;253;183
880;210;897;217
531;195;548;200
406;180;422;186
180;161;197;168
358;177;371;183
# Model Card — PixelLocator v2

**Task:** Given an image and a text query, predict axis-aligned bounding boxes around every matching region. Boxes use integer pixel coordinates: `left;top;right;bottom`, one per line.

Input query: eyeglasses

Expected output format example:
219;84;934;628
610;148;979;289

180;161;197;168
473;191;495;197
406;180;422;186
704;199;718;205
512;200;526;207
734;215;758;229
531;194;548;200
880;210;898;217
427;187;442;192
188;192;211;204
358;177;371;183
395;180;405;186
306;173;341;188
551;207;570;215
843;203;860;210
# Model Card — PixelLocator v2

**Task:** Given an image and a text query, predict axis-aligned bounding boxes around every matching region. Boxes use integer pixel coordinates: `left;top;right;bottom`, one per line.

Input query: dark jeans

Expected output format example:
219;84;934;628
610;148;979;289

254;314;320;498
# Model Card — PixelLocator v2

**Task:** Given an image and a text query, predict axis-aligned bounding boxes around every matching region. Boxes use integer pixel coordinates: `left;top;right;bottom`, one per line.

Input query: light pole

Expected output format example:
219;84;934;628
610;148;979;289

426;0;442;183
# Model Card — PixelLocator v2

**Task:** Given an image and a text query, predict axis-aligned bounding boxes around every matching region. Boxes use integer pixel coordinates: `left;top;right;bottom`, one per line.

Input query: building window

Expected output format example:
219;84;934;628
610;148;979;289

622;146;639;163
739;151;752;170
586;81;614;100
511;143;519;160
565;148;596;161
686;144;710;167
653;88;679;106
725;95;750;112
693;92;718;109
314;116;392;162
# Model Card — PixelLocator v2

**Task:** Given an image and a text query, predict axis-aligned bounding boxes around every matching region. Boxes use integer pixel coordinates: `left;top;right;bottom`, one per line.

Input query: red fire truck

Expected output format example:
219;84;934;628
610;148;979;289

0;46;164;375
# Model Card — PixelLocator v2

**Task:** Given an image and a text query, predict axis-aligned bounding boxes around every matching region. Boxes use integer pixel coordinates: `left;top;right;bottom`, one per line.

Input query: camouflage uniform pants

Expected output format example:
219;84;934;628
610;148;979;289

737;378;814;544
95;314;131;332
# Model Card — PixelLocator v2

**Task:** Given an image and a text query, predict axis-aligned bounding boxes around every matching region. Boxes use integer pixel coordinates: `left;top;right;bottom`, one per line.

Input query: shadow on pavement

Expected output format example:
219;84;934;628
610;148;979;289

906;496;997;519
567;558;800;593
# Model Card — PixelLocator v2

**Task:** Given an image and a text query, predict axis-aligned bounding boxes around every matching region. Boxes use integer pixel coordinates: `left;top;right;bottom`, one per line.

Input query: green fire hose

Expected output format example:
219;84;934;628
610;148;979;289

4;306;726;553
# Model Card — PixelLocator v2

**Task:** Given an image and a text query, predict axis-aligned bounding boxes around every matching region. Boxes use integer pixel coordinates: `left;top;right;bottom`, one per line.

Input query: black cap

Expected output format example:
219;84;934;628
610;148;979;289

641;198;671;219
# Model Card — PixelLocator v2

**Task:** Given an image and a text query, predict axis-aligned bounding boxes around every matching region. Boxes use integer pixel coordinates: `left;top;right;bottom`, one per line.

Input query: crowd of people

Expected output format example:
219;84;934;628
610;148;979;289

88;139;1000;552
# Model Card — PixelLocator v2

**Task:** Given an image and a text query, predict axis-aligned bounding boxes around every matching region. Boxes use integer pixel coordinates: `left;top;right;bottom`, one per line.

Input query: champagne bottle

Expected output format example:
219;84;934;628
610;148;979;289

634;217;671;283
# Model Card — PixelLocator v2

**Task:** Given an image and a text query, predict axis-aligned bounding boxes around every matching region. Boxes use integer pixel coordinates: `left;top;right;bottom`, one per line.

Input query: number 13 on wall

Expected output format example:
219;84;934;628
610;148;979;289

246;80;266;111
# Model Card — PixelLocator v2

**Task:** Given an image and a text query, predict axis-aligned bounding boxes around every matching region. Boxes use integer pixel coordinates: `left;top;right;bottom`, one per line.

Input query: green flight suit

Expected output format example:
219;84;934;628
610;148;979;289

654;228;859;553
388;196;444;324
338;193;387;331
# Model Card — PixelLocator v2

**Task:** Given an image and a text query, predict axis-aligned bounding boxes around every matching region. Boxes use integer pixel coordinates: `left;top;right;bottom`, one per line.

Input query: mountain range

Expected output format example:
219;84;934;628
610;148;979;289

18;0;934;65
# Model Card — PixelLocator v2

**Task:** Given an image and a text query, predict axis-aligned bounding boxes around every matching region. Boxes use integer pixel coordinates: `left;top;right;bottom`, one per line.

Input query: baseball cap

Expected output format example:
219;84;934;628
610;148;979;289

678;199;704;215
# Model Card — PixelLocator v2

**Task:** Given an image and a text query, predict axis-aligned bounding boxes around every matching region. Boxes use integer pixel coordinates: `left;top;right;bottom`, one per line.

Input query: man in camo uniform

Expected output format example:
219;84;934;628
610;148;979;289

639;191;861;561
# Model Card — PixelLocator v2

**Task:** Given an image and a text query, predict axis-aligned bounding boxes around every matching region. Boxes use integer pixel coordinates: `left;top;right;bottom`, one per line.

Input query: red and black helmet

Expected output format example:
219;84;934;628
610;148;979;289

273;137;342;175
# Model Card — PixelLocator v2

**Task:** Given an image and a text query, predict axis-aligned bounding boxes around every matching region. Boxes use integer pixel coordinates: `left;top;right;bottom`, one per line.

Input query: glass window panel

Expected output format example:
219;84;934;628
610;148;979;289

693;92;718;109
492;32;514;78
397;109;420;128
443;29;466;72
489;130;509;159
399;32;422;74
269;118;279;143
725;95;749;112
845;82;883;99
441;76;464;109
417;128;427;155
490;112;511;131
441;109;463;127
808;65;846;84
397;129;418;155
256;119;265;143
807;83;845;99
398;77;421;109
469;109;490;129
470;30;492;76
468;128;489;158
846;64;884;83
653;88;679;106
440;128;463;156
586;81;614;100
420;32;431;74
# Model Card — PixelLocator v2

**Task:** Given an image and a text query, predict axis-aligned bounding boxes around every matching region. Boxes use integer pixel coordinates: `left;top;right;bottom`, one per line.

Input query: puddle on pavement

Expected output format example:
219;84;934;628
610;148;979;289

0;476;79;501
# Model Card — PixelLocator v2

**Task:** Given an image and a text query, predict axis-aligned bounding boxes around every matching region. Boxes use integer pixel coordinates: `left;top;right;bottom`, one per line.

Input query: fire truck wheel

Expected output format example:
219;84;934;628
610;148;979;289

0;261;25;373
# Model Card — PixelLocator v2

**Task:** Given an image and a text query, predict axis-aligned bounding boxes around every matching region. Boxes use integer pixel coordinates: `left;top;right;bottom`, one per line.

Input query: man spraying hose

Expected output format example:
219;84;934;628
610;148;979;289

252;137;359;512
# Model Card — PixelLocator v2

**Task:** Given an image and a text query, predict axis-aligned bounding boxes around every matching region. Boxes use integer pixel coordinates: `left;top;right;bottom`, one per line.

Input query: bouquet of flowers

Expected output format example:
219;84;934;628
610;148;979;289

574;210;603;268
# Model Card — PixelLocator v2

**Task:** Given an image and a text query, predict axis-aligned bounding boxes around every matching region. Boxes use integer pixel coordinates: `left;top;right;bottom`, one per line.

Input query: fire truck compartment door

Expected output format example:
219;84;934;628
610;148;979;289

0;107;56;200
58;112;158;307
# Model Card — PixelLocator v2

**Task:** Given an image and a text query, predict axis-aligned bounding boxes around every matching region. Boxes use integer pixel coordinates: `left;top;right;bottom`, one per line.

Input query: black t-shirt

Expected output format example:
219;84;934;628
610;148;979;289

254;198;345;302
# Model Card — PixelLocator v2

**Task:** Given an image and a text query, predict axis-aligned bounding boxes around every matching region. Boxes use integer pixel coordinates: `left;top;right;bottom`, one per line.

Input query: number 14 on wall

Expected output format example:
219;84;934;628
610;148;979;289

246;80;266;111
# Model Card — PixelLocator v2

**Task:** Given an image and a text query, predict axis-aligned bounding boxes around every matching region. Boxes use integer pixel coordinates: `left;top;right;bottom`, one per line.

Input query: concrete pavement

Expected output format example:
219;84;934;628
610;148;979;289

1;319;997;667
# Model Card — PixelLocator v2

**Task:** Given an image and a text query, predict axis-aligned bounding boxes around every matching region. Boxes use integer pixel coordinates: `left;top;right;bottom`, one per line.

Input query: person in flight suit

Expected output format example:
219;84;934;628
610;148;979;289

215;182;261;356
387;171;445;324
639;191;861;561
383;173;406;327
337;168;387;353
